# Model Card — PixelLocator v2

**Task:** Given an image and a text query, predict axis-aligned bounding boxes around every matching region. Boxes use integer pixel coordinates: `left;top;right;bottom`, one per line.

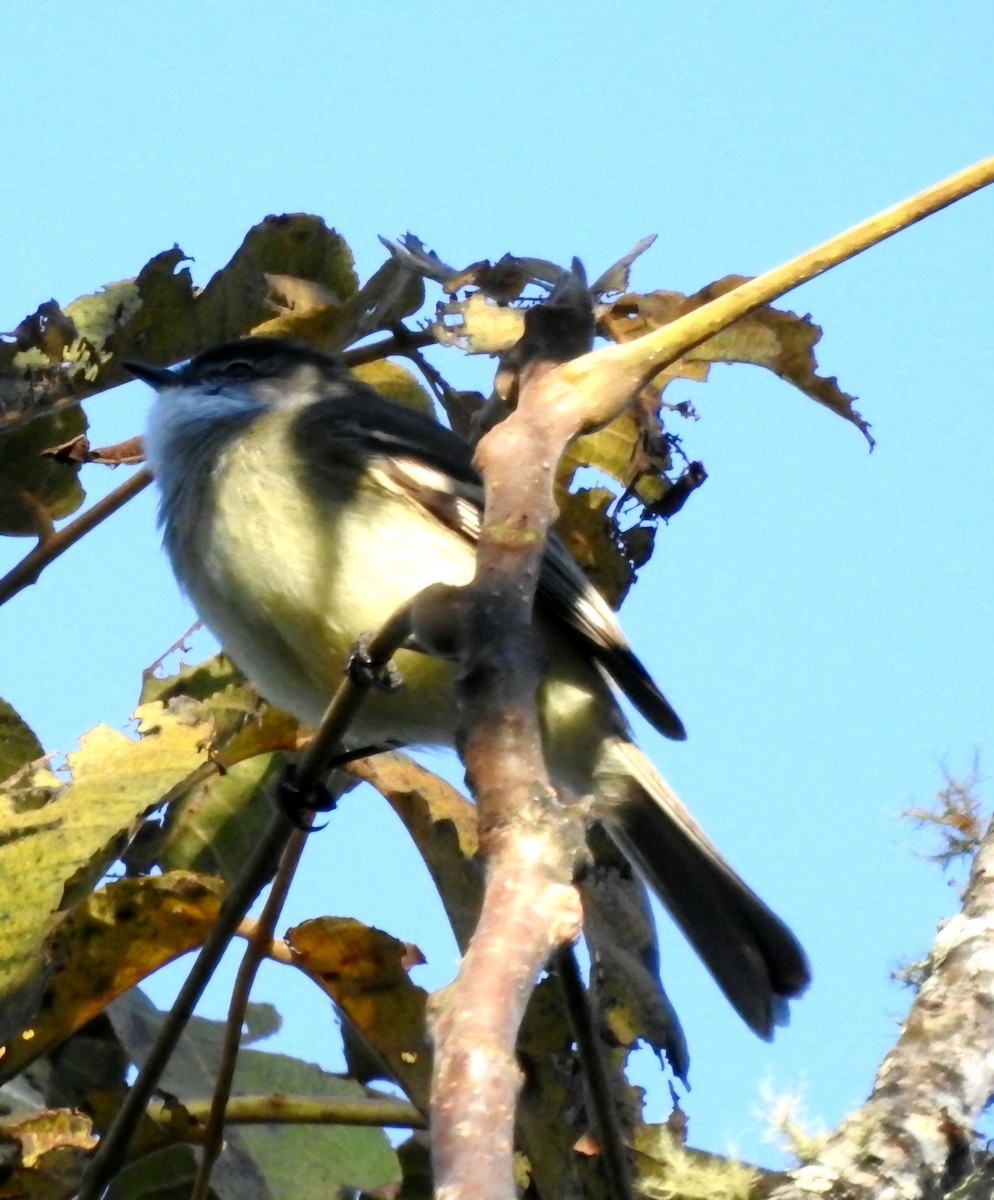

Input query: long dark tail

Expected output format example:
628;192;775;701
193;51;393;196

598;739;810;1037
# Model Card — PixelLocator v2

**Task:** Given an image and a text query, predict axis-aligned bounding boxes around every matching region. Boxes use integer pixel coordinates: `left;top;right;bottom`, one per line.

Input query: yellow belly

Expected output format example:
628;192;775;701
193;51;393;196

184;407;612;789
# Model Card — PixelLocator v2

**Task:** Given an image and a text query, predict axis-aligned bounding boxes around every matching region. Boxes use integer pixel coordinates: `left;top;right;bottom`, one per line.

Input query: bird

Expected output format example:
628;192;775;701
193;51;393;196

127;335;809;1037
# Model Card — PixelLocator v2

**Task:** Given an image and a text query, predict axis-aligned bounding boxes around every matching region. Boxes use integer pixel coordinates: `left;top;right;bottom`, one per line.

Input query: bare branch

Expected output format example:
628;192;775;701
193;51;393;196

190;828;309;1200
0;467;152;608
428;275;592;1200
148;1093;426;1131
770;814;994;1199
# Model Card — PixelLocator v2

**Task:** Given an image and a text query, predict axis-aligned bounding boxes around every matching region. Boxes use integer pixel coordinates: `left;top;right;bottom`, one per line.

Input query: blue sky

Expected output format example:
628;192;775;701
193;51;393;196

3;1;993;1166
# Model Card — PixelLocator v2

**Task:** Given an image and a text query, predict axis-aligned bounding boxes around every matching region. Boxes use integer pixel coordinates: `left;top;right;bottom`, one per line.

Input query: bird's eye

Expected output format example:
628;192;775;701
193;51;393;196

224;361;257;383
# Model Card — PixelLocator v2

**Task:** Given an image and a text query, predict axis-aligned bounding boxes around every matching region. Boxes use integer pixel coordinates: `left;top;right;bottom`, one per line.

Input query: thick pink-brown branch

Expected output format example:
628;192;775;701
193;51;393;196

429;331;613;1198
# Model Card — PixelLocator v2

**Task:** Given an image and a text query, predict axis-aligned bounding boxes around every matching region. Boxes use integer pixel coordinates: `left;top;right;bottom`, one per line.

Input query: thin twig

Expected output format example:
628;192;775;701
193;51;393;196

342;327;435;368
387;323;450;402
0;467;152;608
555;948;634;1200
75;816;295;1200
190;828;310;1200
76;602;416;1200
149;1093;426;1131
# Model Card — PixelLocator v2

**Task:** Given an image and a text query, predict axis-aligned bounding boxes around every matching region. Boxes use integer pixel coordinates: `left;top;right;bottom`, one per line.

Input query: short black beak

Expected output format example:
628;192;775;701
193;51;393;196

122;360;179;390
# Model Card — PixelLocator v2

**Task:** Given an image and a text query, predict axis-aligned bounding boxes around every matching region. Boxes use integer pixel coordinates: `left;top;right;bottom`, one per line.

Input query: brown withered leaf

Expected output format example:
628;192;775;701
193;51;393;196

257;256;426;355
40;433;91;465
42;435;145;467
442;253;564;300
89;437;145;466
346;255;425;338
250;273;350;347
589;234;657;297
383;235;563;298
287;917;432;1109
602;278;874;446
0;1106;97;1193
346;752;481;951
379;233;457;285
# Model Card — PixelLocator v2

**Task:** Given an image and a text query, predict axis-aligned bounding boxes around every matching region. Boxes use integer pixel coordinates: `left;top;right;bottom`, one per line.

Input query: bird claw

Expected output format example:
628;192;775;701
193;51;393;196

346;636;404;692
274;762;335;830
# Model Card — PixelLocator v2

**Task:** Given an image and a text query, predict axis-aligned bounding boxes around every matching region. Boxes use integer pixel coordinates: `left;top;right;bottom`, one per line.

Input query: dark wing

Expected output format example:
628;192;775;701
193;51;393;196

291;375;482;487
294;377;685;741
536;540;686;740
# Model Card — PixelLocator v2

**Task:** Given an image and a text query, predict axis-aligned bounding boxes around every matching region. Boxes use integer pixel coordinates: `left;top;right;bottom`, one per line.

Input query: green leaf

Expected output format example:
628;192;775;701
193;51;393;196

139;653;247;707
232;1052;400;1197
0;698;44;782
136;653;301;881
152;752;283;882
196;214;358;348
555;486;641;609
0;405;86;536
351;361;435;417
106;990;399;1199
103;1144;208;1200
0;216;360;431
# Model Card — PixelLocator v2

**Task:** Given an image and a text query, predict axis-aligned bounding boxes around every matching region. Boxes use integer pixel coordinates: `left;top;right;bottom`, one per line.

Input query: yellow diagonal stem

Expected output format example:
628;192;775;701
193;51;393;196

558;154;994;427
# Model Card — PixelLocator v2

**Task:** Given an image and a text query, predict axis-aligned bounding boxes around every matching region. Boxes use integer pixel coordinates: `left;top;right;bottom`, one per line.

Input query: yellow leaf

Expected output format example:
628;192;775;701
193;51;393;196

603;281;872;445
0;700;214;1053
351;360;435;416
0;873;225;1080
